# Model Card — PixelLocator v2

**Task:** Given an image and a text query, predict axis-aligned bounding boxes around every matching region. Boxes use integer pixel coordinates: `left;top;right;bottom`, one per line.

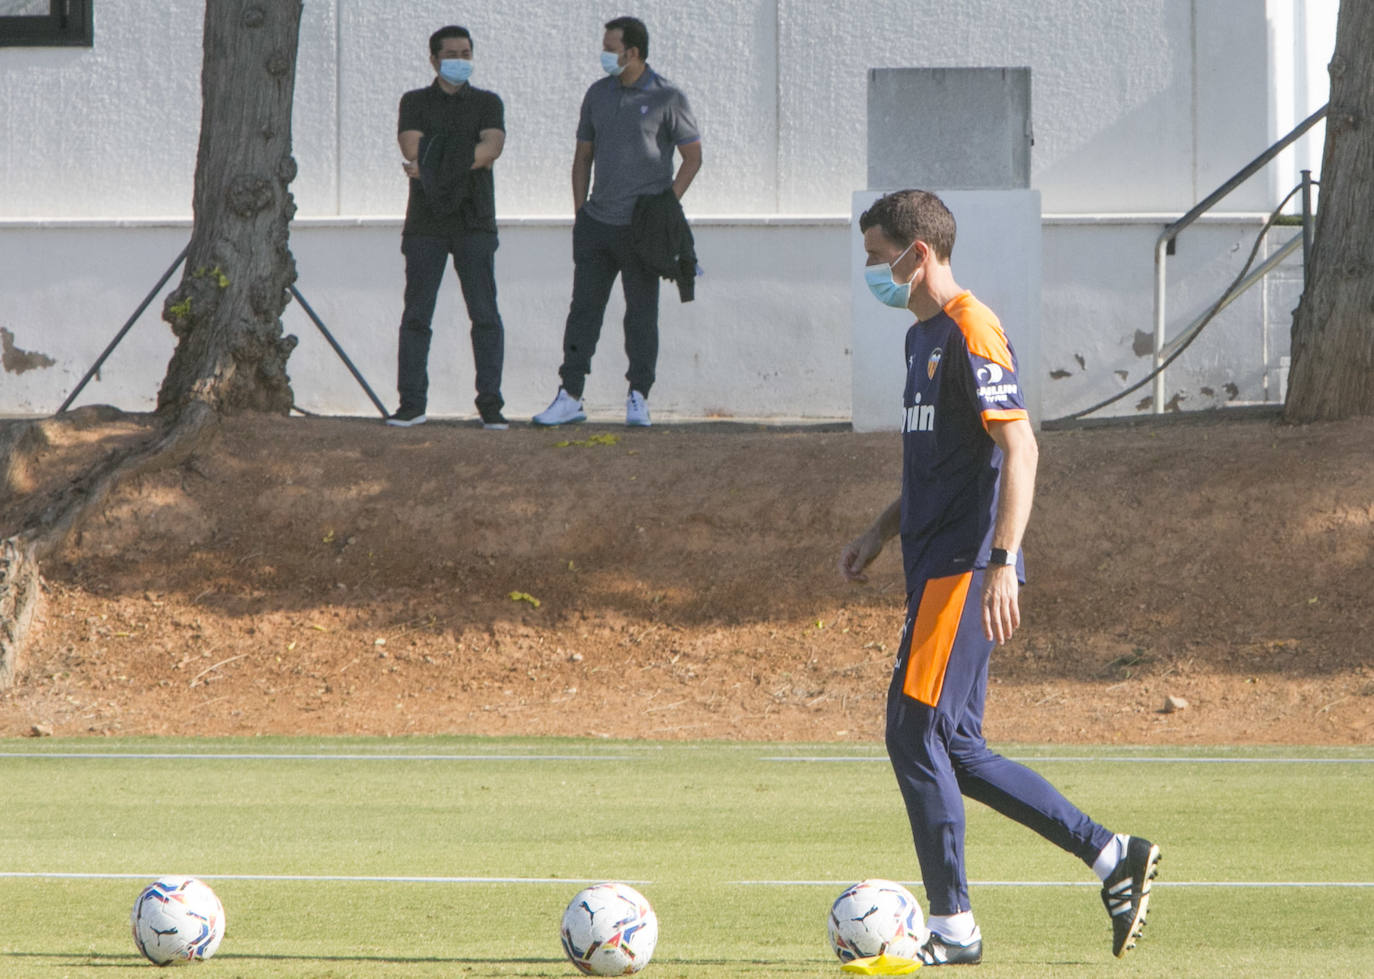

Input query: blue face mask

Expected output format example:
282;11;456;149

439;58;473;85
864;240;918;308
601;50;625;76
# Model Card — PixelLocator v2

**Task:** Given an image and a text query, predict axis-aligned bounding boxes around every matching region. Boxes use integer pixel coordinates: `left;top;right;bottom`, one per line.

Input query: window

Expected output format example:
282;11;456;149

0;0;92;47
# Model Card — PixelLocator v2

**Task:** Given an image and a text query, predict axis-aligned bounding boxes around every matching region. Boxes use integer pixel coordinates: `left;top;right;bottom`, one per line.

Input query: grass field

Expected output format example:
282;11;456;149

1;738;1371;977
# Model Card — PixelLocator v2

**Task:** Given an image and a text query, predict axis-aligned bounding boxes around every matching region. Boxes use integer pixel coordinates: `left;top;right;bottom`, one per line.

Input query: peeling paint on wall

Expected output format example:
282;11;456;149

0;328;57;375
1136;393;1188;412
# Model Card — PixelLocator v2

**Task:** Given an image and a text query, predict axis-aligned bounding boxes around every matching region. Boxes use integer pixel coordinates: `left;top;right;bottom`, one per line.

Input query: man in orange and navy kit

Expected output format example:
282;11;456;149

839;190;1160;966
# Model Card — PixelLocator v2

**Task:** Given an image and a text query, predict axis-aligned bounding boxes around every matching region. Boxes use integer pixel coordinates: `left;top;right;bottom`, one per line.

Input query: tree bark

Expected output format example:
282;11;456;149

157;1;304;415
0;537;40;690
1284;0;1374;422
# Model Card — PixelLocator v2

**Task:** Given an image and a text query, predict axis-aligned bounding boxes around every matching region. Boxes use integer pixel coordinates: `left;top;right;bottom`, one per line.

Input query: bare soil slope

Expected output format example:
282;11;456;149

2;412;1371;745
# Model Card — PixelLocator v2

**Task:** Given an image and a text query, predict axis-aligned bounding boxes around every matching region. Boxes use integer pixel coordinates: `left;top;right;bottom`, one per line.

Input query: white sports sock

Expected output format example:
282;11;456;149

926;911;977;944
1092;833;1130;882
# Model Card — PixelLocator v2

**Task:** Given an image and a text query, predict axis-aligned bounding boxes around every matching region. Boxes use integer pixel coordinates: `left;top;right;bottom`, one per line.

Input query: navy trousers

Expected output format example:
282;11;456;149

886;569;1115;916
558;210;660;400
397;231;504;414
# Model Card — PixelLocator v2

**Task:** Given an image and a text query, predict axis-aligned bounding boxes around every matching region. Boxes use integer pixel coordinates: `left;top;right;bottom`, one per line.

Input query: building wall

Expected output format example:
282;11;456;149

0;219;855;422
0;1;1335;421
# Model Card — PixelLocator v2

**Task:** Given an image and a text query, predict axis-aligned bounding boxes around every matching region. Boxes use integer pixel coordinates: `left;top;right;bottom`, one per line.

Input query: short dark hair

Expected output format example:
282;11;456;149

605;16;648;60
429;25;472;57
859;190;957;261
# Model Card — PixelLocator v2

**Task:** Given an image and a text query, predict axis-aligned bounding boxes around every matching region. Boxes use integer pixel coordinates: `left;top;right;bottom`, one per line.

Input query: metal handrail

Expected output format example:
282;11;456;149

1159;230;1302;362
1150;103;1327;412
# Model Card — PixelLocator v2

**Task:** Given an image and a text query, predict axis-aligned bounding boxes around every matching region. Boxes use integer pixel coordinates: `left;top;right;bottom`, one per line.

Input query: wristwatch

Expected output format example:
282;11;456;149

989;547;1018;567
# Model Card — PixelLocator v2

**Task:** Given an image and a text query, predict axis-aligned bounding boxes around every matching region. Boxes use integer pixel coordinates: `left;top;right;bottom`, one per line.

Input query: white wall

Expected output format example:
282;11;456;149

1040;216;1299;419
0;218;853;422
0;0;1336;422
0;0;1310;219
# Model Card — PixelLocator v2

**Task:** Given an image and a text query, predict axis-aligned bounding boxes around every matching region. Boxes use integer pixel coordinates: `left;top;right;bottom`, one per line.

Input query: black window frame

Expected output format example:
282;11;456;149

0;0;92;47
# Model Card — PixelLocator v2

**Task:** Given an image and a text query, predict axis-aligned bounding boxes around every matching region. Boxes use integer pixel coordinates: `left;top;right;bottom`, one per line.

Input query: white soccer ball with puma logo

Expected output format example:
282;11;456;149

130;876;226;965
827;878;928;962
560;882;658;975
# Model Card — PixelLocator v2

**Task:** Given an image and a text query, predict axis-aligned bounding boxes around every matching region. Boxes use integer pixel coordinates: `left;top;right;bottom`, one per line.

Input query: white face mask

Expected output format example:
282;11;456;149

601;50;625;76
438;58;473;85
864;240;918;308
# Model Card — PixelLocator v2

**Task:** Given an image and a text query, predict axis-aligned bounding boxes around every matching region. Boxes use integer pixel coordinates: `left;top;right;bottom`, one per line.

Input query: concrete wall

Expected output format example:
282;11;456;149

0;0;1335;422
0;218;853;422
0;0;1304;219
1040;216;1301;418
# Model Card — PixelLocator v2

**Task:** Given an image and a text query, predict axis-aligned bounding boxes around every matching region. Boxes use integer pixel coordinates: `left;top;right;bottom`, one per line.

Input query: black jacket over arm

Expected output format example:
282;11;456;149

631;189;697;302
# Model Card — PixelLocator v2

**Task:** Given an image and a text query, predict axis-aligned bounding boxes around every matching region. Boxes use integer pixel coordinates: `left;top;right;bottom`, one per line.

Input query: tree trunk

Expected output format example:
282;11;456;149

157;1;303;415
0;538;40;690
1284;0;1374;422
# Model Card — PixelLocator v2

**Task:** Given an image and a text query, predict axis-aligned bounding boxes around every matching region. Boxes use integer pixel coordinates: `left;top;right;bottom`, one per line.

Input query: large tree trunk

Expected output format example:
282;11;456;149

1284;0;1374;422
158;1;303;415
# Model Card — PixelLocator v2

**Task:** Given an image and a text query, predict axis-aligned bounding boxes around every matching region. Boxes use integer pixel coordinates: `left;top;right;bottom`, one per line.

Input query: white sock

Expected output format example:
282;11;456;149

1092;833;1130;882
926;911;977;944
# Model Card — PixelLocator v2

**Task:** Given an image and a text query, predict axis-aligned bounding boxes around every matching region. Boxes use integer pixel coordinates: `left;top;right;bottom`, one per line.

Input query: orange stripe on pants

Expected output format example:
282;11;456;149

902;572;974;707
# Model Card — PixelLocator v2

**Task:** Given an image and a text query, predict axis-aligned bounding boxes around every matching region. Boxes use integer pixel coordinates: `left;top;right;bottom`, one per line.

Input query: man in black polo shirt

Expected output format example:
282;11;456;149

389;25;508;429
532;15;702;428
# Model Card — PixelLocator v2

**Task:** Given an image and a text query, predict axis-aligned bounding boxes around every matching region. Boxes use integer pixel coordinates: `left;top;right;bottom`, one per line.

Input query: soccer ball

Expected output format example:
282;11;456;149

130;876;226;966
559;882;658;976
827;878;927;962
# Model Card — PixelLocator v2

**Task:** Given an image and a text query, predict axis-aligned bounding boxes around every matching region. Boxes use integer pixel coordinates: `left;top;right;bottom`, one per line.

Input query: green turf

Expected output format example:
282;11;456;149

0;738;1370;976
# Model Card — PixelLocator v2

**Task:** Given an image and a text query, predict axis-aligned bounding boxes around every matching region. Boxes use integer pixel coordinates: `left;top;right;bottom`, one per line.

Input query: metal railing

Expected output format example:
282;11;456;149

1150;103;1327;413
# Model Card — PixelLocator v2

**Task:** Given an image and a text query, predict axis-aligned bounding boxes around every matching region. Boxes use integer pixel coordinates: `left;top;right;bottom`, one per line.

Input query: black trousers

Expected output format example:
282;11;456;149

558;210;660;400
397;231;504;414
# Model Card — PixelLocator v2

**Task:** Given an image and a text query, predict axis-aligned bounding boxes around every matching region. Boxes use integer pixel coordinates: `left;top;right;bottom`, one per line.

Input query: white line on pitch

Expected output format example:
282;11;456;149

732;880;1374;888
5;873;1368;889
764;756;1374;764
0;872;647;884
3;752;1370;764
0;753;630;761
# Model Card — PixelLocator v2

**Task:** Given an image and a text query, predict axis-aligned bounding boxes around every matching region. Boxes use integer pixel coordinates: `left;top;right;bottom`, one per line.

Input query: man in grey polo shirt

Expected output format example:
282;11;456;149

532;15;702;428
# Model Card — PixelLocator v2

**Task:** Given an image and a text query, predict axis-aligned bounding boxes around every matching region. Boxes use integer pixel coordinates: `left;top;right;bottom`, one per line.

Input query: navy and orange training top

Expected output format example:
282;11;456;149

899;291;1029;595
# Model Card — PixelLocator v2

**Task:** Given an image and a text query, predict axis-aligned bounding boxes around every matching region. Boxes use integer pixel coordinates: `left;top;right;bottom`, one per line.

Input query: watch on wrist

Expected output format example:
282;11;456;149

989;547;1017;567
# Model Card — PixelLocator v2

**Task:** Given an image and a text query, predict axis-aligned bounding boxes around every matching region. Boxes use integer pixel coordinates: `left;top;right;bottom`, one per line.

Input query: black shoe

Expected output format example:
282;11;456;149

478;406;509;430
1101;836;1161;957
916;929;983;966
386;407;426;427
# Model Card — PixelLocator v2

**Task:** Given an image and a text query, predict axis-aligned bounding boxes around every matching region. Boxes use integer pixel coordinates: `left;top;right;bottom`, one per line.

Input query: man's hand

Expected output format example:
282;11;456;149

839;499;900;584
981;564;1021;644
838;529;885;583
401;159;419;179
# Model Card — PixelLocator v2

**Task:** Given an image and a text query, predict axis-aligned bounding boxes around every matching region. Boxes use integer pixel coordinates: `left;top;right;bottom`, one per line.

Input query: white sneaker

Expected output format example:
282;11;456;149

532;388;586;426
626;390;651;427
